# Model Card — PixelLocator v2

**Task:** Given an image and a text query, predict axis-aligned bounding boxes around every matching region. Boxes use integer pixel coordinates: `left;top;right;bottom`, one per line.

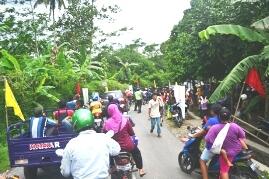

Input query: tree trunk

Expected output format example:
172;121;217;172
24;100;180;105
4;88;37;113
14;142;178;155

30;0;39;57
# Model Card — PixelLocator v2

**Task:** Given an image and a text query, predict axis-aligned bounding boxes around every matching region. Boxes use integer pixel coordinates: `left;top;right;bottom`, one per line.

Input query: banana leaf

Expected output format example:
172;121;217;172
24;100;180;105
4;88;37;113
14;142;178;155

0;50;21;71
209;54;263;103
252;16;269;31
199;24;269;45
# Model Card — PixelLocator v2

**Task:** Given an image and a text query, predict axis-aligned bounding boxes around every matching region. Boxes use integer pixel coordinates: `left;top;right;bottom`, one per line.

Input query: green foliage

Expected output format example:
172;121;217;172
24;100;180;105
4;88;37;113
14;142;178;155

0;8;50;56
199;21;269;103
107;79;128;91
0;144;8;172
162;0;269;82
199;24;269;44
243;95;263;114
209;54;263;103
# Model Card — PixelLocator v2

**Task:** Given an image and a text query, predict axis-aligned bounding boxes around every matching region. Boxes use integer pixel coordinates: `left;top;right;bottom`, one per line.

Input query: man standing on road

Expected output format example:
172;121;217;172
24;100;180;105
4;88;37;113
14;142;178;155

148;93;162;137
134;88;143;113
60;109;120;179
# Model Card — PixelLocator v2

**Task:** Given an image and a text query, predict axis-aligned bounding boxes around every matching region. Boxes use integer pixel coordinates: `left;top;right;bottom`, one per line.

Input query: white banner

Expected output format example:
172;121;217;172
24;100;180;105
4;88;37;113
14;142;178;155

82;88;89;105
174;84;186;119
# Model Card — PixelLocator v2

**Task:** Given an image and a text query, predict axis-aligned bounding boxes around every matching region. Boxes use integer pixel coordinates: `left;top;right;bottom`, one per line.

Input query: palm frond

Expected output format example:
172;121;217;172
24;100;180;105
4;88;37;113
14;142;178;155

199;24;269;44
252;16;269;31
209;54;263;103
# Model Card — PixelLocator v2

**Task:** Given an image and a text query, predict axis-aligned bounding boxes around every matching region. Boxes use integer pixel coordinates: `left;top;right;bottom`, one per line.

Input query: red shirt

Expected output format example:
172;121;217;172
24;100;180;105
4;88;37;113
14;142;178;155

53;108;74;121
113;121;135;152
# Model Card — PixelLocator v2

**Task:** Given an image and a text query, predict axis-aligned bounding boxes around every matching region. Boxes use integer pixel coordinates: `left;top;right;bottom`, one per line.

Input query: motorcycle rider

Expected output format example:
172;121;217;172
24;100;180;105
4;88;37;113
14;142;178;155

104;95;119;118
60;109;120;179
205;108;247;179
90;94;103;117
189;103;222;179
103;104;146;177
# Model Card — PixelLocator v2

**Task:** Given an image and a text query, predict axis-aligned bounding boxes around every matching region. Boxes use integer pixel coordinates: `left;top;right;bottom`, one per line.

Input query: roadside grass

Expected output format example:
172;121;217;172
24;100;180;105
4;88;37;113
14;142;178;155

0;122;9;173
0;144;9;173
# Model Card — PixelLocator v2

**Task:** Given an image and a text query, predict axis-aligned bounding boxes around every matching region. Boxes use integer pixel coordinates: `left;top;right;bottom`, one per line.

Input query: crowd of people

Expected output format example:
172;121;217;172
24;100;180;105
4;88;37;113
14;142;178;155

9;85;250;179
26;92;147;179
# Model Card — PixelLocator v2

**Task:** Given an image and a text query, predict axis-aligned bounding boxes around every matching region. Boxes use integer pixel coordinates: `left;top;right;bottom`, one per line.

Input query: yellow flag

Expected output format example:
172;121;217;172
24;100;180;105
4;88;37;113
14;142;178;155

5;80;25;121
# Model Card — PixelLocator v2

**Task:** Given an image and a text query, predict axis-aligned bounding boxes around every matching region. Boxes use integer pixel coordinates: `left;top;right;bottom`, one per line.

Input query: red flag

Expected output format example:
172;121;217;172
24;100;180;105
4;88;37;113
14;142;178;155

245;68;265;97
75;83;81;95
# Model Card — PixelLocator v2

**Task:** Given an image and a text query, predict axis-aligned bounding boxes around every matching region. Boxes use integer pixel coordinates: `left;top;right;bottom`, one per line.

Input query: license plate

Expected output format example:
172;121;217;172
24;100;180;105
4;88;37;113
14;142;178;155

116;163;131;171
172;114;178;117
95;119;102;123
250;162;256;171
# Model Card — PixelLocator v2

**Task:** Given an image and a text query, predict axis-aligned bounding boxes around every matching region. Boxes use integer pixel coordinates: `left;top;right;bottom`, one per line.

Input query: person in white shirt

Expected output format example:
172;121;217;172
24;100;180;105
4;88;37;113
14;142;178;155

148;93;162;137
60;109;120;179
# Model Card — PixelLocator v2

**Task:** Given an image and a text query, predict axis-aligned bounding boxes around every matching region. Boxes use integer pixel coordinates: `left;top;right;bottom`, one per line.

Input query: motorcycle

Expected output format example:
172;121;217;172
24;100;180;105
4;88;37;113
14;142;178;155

178;127;265;179
111;152;137;179
170;103;184;127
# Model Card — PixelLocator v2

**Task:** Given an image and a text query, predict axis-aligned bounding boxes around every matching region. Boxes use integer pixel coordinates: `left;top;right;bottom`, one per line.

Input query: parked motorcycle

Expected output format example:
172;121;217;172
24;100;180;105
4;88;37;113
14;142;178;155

170;103;184;127
111;152;137;179
178;127;265;179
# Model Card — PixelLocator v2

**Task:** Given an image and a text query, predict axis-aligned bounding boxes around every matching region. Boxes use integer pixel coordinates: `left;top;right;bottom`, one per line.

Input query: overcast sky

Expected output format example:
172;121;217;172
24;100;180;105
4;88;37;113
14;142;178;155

1;0;191;45
96;0;191;45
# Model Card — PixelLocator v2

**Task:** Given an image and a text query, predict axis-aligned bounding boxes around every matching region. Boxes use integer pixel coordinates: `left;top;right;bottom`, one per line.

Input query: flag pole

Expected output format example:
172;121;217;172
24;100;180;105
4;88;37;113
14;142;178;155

233;82;245;121
3;77;9;129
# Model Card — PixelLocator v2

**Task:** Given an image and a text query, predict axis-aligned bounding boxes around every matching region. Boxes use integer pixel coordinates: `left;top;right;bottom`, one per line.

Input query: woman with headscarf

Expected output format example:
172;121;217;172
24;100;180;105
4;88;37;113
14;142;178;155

103;104;146;177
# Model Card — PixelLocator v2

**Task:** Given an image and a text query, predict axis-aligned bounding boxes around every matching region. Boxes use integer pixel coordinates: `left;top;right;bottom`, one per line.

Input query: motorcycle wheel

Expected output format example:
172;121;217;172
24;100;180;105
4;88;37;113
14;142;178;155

230;167;258;179
178;152;195;174
176;116;183;128
24;166;37;179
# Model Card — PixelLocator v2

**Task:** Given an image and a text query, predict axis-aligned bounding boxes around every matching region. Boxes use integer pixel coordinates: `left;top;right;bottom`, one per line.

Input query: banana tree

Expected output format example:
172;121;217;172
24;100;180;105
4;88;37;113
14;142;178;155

199;16;269;118
115;56;138;83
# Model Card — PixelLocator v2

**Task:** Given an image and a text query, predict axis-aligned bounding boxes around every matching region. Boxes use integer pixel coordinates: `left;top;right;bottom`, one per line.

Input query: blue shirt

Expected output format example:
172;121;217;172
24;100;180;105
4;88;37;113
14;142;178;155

203;115;220;150
203;115;220;131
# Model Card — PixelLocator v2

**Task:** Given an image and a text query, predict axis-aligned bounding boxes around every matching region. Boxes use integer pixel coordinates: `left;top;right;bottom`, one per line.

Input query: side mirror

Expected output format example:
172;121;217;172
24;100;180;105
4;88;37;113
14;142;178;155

55;149;64;157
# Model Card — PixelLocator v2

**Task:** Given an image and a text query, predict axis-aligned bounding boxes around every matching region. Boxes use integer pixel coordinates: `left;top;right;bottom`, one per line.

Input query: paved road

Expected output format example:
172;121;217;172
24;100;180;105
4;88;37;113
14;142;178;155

8;106;198;179
130;106;197;179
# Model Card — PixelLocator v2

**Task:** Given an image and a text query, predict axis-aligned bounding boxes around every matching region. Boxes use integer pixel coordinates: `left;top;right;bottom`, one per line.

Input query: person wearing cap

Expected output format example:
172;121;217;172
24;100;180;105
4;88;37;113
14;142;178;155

60;109;120;179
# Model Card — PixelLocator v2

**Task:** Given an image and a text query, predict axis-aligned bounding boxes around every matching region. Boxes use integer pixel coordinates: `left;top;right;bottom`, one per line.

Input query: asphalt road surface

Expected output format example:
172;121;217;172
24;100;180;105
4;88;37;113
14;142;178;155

9;106;198;179
130;106;197;179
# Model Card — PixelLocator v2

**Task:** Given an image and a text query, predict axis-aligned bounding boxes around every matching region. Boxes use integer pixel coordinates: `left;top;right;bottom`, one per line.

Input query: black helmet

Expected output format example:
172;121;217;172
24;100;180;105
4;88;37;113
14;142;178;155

219;108;231;121
210;103;222;115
